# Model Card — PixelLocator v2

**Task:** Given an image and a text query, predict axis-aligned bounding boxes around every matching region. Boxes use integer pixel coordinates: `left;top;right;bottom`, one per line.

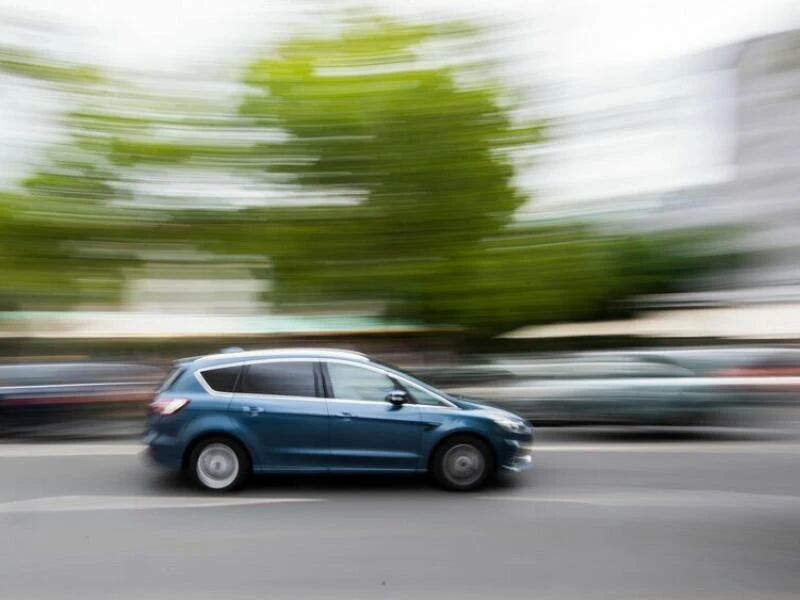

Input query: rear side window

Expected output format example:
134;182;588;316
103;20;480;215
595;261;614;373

199;366;241;393
239;361;316;397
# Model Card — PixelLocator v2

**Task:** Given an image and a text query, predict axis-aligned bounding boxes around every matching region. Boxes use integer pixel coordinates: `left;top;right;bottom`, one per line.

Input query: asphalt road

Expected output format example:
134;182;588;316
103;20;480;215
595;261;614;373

1;440;798;600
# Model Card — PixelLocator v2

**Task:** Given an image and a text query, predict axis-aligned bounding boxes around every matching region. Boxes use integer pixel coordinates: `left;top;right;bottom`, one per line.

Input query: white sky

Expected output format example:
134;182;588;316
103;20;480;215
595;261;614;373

0;0;798;202
1;0;793;74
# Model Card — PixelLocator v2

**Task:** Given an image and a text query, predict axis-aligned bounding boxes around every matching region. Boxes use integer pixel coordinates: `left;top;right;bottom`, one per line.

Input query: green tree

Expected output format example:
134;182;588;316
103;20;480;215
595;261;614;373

0;14;736;335
199;16;730;337
0;45;141;309
236;17;544;326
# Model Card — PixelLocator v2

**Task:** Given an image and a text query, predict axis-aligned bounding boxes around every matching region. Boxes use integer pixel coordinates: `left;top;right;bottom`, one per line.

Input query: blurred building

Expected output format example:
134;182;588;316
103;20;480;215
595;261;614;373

519;50;735;221
655;30;800;295
524;29;800;304
729;30;800;289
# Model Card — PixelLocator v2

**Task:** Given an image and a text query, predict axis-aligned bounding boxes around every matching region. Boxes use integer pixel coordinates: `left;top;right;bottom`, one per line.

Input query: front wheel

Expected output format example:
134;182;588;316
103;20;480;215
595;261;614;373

431;436;494;491
188;437;250;492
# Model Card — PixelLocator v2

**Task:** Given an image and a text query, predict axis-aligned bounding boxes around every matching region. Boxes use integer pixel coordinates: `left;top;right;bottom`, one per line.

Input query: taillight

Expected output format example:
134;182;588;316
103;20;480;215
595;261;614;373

150;397;190;416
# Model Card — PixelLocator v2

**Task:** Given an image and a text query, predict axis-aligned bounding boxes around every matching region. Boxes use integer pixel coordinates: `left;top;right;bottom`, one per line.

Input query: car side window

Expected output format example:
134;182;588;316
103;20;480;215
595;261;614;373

199;366;241;393
327;363;398;403
239;361;316;397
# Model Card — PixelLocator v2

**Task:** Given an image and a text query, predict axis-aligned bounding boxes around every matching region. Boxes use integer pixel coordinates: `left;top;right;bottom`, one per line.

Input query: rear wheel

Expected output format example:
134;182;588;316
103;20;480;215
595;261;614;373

188;437;250;492
431;436;494;491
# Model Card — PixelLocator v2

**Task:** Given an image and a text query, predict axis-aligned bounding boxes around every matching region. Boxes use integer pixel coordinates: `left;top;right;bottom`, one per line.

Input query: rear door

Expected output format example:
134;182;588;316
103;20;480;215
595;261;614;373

323;360;423;471
230;359;329;472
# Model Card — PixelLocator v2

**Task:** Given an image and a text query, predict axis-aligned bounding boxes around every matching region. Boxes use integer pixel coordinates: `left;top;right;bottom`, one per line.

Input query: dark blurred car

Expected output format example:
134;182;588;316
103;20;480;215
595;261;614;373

0;362;164;437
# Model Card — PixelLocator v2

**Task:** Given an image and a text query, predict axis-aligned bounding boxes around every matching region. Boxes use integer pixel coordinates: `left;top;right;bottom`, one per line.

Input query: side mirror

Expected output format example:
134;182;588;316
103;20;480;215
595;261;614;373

386;390;409;406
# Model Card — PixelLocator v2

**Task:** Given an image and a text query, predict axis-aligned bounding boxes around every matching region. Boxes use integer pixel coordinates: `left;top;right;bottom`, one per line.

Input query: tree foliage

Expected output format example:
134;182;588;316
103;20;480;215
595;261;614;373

233;18;545;325
0;44;138;309
0;15;734;336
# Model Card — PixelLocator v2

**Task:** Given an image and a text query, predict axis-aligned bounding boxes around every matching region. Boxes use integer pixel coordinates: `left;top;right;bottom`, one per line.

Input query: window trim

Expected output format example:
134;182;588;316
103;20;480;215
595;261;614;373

195;358;323;400
194;357;458;408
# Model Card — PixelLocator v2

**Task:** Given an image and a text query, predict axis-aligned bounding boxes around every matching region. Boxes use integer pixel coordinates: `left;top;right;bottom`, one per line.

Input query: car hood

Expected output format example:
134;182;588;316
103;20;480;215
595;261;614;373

447;394;527;421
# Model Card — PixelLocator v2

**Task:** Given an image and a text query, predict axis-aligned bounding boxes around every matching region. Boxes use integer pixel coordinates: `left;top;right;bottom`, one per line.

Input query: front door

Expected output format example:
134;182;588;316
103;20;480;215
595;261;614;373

323;361;423;471
231;360;329;472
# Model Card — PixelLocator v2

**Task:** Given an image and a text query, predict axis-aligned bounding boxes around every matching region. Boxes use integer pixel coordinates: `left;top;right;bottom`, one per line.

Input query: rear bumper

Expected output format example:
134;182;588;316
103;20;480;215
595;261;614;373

142;431;184;470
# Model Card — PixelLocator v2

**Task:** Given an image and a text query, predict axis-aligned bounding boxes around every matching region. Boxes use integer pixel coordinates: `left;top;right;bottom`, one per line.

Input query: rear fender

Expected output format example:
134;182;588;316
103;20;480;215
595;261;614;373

179;414;257;461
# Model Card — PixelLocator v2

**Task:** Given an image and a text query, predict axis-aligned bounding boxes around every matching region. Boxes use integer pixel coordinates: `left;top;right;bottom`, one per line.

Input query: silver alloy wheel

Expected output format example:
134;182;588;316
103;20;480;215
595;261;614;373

196;443;240;490
442;443;485;487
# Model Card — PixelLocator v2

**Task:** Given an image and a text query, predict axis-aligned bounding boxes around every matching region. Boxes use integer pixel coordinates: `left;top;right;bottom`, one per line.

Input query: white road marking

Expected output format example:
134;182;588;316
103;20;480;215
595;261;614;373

533;442;800;453
0;495;323;514
0;444;142;457
0;441;799;458
479;489;800;509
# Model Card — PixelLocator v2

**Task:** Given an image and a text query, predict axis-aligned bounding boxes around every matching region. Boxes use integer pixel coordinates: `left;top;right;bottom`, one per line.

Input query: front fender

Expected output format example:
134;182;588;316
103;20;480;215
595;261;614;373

421;416;508;468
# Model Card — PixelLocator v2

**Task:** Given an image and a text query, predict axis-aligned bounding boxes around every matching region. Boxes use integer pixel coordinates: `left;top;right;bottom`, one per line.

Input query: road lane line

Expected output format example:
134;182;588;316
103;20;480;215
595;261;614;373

479;489;800;509
533;442;800;453
0;444;142;457
0;441;799;458
0;495;324;513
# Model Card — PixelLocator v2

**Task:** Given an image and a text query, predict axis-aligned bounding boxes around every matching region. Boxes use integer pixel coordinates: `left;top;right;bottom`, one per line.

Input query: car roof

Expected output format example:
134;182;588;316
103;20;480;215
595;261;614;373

181;348;371;369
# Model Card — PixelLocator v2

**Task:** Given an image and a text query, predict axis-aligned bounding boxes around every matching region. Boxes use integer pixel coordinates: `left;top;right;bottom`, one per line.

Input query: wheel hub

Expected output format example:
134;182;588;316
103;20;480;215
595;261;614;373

443;443;485;486
196;443;239;489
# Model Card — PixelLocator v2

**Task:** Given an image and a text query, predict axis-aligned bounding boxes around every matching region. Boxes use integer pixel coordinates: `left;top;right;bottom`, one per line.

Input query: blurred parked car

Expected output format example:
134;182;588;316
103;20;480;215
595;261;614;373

715;349;800;378
622;347;787;375
426;348;800;427
710;349;800;406
0;362;164;437
410;365;516;387
445;355;724;426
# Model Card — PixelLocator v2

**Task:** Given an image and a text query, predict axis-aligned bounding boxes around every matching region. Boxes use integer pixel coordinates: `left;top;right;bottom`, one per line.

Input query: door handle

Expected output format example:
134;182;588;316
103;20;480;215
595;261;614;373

338;411;353;420
242;406;265;416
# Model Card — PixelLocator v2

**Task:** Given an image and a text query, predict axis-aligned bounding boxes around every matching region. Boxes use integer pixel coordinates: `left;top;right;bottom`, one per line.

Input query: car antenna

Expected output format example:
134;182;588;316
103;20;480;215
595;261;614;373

220;346;245;354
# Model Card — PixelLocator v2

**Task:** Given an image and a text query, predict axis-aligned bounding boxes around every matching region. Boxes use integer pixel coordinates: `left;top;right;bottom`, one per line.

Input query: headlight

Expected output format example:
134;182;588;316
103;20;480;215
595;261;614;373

492;417;530;434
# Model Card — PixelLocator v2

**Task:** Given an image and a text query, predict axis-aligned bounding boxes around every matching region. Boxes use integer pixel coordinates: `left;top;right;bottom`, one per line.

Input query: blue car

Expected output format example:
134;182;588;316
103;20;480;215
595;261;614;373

144;348;533;491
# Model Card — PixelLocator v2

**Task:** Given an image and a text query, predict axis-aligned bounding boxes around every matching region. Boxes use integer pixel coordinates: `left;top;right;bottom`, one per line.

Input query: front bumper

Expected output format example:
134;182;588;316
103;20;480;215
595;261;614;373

501;440;534;472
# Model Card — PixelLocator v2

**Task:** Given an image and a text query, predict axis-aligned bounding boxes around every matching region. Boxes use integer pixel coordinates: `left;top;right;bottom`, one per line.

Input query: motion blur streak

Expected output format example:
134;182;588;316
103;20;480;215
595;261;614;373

0;5;764;331
1;1;800;598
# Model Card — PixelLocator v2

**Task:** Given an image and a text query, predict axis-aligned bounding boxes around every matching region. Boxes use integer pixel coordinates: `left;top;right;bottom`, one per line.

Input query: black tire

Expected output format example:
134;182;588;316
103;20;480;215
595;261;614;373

187;436;251;492
431;435;495;491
